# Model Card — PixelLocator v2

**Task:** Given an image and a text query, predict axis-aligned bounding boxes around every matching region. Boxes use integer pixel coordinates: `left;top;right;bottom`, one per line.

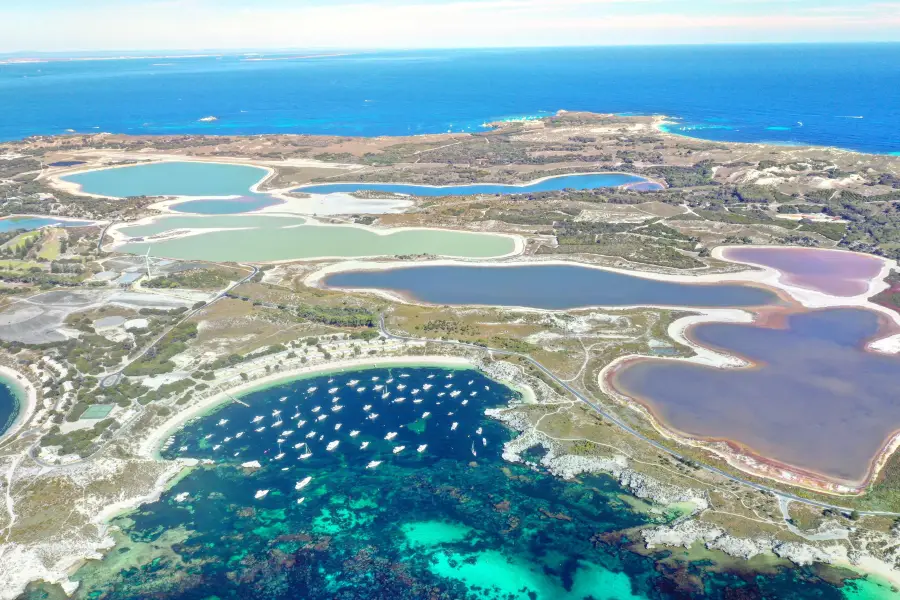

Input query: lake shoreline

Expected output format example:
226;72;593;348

293;170;665;194
105;214;526;262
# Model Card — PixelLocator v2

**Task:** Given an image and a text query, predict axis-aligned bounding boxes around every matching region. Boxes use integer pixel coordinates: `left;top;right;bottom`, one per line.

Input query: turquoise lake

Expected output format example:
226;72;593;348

60;162;269;198
32;366;892;600
324;264;779;309
170;196;283;214
295;173;656;197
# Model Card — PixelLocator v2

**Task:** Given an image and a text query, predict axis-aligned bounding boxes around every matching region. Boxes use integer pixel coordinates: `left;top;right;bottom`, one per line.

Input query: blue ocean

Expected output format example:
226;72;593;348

2;45;899;153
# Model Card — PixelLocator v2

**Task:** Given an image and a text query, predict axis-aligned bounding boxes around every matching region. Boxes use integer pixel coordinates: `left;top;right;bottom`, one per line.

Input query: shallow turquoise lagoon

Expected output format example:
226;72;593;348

27;367;895;600
295;173;657;196
61;161;269;198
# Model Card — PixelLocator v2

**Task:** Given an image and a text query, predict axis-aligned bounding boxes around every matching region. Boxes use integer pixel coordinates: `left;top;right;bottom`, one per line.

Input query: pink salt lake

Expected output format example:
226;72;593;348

723;247;885;297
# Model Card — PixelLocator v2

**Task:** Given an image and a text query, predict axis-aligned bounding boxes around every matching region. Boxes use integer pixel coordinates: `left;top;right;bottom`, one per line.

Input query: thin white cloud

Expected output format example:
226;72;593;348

1;0;897;52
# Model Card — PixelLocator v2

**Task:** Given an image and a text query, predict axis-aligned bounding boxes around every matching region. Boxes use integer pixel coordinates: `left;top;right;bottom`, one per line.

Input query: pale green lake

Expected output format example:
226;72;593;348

61;161;268;198
116;215;516;261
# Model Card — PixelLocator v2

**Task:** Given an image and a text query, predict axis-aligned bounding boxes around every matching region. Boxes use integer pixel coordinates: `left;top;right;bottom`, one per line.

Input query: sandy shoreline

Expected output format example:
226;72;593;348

105;214;526;262
43;158;276;201
292;170;663;192
47;155;665;216
0;366;37;443
591;246;900;494
308;249;900;345
137;355;473;460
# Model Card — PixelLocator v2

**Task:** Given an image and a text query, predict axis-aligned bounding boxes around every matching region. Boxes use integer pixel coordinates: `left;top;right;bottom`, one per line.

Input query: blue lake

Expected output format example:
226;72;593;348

323;264;779;309
295;173;654;197
2;46;899;153
60;161;269;198
0;216;92;232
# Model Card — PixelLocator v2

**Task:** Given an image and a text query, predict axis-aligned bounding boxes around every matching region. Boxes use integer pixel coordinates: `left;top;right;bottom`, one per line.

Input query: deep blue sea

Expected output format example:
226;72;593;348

2;45;899;153
0;378;20;437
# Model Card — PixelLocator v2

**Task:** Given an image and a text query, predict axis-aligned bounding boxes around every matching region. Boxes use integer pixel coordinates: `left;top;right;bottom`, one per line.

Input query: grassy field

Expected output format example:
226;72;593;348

37;228;62;260
0;259;44;271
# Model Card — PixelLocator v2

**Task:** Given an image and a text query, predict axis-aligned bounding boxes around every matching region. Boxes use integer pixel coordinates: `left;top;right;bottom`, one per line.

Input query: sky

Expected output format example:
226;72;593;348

1;0;899;53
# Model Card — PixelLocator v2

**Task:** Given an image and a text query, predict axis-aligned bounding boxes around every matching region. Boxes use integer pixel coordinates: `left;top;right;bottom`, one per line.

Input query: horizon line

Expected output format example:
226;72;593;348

2;40;899;58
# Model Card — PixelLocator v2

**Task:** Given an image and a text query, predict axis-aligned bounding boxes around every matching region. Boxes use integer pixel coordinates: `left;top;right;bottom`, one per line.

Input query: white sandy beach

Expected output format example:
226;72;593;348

0;365;38;443
138;355;473;460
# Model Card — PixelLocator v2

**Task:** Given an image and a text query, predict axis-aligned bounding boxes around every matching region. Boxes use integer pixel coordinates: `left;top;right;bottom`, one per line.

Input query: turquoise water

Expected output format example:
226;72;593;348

61;162;269;198
32;366;892;599
295;173;657;197
0;377;20;437
0;216;92;232
324;264;779;309
170;196;282;214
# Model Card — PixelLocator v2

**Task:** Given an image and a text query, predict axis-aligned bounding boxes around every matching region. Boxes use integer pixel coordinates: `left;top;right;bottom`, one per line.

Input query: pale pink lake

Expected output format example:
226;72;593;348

724;247;884;297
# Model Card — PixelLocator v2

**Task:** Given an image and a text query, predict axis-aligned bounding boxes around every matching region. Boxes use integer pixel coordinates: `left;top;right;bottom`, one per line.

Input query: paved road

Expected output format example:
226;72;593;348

31;266;260;467
379;315;900;518
97;220;115;253
100;265;259;388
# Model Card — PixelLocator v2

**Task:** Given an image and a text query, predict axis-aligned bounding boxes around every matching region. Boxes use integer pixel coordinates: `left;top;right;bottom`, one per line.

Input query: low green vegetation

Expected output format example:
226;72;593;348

124;322;198;376
41;419;117;458
144;267;244;290
296;305;377;328
206;344;287;371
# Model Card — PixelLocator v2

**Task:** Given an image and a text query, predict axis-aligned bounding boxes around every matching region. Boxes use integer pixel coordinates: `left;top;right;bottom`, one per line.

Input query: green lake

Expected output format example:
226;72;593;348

115;215;517;261
61;161;269;198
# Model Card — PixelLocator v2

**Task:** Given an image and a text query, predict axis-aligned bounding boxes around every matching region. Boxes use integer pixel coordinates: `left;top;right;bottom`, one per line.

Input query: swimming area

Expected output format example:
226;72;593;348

0;377;21;438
